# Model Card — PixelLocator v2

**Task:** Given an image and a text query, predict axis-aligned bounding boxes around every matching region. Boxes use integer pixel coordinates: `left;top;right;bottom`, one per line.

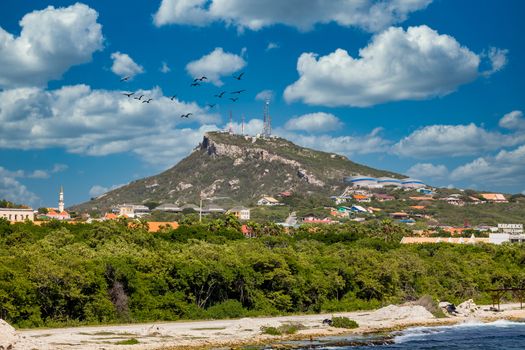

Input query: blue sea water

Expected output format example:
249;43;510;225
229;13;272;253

279;320;525;349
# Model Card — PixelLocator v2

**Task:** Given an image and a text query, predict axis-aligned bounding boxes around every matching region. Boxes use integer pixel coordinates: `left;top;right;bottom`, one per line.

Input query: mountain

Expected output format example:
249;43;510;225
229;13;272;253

71;131;403;212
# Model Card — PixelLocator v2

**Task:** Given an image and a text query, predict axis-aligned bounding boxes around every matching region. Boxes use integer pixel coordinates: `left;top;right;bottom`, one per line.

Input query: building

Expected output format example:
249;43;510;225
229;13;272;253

401;178;426;189
377;177;402;187
343;175;425;189
301;215;334;224
481;193;508;203
45;209;71;220
154;203;182;212
343;176;380;188
373;193;395;201
117;204;150;218
353;194;371;203
227;207;250;220
0;208;34;222
146;222;179;232
203;204;225;214
257;196;281;206
401;236;490;244
490;224;525;244
58;186;64;212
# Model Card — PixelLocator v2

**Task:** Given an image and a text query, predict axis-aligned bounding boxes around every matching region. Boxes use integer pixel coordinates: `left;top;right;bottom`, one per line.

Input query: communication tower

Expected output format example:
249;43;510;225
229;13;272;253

229;111;233;134
262;98;271;137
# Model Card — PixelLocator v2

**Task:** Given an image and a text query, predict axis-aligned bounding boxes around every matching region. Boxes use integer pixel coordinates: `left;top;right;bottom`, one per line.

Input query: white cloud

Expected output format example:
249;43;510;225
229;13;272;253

275;127;390;156
482;47;509;77
284;112;343;133
255;89;274;101
392;123;525;158
499;110;525;130
160;61;171;73
406;163;448;179
110;52;144;79
266;42;279;51
284;25;484;107
450;145;525;187
153;0;432;32
186;48;246;86
0;167;40;205
0;3;103;88
52;164;68;173
0;85;221;167
28;170;50;179
89;183;125;198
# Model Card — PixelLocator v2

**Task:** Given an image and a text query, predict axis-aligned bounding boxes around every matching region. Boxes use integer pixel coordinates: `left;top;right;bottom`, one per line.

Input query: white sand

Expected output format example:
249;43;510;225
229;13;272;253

4;303;524;350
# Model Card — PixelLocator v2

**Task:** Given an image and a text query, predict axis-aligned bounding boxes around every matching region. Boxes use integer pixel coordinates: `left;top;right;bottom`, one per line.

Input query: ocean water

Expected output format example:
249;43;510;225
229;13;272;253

275;320;525;349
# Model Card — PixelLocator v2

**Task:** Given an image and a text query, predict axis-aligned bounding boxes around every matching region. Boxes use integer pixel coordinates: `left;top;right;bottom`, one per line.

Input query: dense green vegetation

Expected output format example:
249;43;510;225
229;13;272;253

0;216;523;329
331;317;359;329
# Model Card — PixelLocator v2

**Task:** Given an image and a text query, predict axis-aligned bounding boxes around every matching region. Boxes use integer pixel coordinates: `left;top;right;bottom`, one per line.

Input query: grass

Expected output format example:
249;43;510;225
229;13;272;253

190;327;227;331
115;338;139;345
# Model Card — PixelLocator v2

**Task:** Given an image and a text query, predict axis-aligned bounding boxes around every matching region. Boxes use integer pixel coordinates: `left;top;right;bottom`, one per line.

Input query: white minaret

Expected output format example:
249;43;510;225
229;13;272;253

58;186;64;212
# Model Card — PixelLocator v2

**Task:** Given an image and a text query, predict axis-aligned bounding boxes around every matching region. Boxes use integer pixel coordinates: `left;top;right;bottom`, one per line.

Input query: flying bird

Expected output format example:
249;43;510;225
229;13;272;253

194;76;208;82
233;72;244;80
191;82;201;87
214;91;226;98
134;94;144;100
122;92;134;98
180;113;192;118
229;97;239;102
142;98;153;103
170;94;177;101
230;89;246;94
207;103;216;108
120;76;131;82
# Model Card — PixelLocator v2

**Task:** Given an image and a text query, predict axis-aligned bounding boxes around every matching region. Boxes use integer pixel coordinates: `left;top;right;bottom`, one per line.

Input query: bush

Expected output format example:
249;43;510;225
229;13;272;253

206;300;247;319
115;338;139;345
261;323;305;335
415;295;447;318
331;317;359;329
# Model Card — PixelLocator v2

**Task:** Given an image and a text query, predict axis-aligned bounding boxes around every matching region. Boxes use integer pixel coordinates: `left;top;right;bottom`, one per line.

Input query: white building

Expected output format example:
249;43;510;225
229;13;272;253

227;207;250;220
257;196;281;206
0;208;34;222
154;203;182;212
490;224;525;244
117;204;150;218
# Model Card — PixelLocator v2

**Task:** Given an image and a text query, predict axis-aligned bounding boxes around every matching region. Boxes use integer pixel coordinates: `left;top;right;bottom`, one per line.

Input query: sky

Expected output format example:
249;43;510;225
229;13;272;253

0;0;524;208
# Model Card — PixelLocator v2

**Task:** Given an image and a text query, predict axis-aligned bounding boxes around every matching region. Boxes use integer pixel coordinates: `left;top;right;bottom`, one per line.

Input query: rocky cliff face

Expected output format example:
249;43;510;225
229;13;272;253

71;131;401;212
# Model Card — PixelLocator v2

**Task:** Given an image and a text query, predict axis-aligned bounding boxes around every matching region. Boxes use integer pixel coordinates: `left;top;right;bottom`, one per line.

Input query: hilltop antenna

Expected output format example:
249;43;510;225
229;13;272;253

229;111;233;134
262;98;271;137
241;114;245;135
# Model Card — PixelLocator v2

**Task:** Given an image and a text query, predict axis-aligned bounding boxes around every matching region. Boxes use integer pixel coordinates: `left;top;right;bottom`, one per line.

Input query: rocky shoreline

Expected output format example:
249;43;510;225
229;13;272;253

1;302;524;350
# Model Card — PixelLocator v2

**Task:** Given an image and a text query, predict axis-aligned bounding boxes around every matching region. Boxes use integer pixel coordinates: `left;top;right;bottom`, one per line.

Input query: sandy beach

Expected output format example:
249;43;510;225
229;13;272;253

2;302;524;350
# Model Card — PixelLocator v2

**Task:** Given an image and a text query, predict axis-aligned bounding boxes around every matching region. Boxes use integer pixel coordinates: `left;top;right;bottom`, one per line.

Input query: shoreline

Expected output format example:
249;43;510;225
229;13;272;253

5;303;525;350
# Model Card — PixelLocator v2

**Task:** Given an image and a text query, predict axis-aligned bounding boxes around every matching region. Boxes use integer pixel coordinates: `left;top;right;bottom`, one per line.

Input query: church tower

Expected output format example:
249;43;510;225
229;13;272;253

58;186;64;212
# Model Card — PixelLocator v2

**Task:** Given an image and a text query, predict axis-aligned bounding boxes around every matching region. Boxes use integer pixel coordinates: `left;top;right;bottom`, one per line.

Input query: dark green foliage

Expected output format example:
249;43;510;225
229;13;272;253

331;317;359;329
0;219;524;328
261;323;305;335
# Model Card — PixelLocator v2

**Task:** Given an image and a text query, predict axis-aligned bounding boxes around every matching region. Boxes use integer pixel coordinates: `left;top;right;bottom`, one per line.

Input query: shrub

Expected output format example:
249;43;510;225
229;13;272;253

416;295;447;318
261;323;305;335
331;317;359;329
115;338;139;345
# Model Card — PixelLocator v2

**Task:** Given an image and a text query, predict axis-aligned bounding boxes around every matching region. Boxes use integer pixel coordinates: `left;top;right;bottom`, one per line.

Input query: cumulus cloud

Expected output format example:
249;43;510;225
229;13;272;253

482;47;509;77
255;89;274;101
0;167;40;205
186;48;246;86
284;25;484;107
0;3;103;88
160;61;171;73
406;163;448;179
284;112;343;133
266;42;279;51
450;145;525;187
499;110;525;130
110;52;144;79
0;85;221;167
275;127;390;156
89;183;125;198
392;123;525;158
153;0;432;32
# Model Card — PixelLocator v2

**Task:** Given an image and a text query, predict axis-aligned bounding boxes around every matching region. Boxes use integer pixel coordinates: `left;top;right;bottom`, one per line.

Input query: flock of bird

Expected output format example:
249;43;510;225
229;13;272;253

120;72;246;119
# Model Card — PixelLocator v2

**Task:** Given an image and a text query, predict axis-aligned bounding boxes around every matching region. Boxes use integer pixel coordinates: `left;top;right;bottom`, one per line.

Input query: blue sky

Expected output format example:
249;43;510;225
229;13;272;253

1;0;524;208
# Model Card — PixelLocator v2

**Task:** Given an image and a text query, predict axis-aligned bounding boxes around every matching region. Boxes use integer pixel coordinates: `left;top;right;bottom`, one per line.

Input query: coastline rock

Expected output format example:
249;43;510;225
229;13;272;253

456;299;480;316
369;305;434;321
0;319;16;349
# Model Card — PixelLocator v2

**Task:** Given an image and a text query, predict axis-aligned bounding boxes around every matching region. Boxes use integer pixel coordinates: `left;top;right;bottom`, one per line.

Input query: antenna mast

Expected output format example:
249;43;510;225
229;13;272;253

229;111;233;134
262;98;271;137
241;114;245;135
